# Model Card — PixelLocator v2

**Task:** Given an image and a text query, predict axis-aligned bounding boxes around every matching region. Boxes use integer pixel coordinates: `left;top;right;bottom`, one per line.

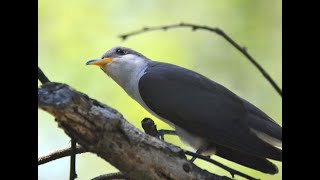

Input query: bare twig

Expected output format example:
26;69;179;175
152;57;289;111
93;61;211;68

38;82;231;180
141;118;259;180
38;67;78;180
70;139;77;180
39;146;126;179
38;67;50;84
38;145;87;165
119;22;282;97
91;172;126;180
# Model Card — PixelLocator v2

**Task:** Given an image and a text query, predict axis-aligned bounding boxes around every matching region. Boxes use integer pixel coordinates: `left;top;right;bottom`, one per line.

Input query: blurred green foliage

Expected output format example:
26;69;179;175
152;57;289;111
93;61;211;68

38;0;281;179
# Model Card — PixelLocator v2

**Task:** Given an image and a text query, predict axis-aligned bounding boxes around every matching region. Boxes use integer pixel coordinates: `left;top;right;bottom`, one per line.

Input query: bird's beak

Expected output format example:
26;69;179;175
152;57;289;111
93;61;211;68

86;58;112;68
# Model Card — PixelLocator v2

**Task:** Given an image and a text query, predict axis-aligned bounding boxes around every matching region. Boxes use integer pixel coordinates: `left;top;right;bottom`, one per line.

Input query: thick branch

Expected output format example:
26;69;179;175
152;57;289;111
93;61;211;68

119;22;282;97
38;82;231;180
38;145;86;165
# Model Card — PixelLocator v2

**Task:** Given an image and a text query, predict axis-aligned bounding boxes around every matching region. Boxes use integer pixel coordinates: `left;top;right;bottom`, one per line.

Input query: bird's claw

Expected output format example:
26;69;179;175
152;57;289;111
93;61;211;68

156;130;177;141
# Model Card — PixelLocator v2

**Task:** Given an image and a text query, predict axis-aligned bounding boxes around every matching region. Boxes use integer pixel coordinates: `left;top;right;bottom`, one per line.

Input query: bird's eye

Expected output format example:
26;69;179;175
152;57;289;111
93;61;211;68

116;48;126;55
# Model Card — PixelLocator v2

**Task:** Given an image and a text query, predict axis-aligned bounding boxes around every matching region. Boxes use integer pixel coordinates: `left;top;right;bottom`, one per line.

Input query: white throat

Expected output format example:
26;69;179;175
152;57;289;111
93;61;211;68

105;54;149;100
105;54;176;128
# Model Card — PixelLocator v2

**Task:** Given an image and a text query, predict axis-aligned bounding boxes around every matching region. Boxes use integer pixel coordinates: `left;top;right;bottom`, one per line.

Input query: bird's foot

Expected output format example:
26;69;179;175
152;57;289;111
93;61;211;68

157;129;177;141
141;118;177;141
189;145;210;162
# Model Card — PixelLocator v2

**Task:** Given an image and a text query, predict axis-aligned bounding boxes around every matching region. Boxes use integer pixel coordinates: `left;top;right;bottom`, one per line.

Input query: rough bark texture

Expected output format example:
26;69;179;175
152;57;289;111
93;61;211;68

38;82;231;180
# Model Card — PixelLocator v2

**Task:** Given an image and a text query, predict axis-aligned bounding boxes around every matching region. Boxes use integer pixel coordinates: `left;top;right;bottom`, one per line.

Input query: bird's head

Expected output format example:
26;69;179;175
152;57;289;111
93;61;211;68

86;46;149;86
86;46;146;70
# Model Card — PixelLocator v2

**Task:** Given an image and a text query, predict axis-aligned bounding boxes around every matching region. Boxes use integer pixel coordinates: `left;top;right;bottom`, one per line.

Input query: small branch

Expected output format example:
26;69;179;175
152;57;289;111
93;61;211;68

38;145;86;166
91;172;126;180
38;67;50;84
119;22;282;97
39;146;127;180
141;118;259;180
70;140;77;180
38;82;230;180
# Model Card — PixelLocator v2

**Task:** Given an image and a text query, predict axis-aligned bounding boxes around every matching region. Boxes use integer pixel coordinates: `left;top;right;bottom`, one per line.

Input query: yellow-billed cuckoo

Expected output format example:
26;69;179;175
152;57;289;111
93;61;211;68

86;46;282;174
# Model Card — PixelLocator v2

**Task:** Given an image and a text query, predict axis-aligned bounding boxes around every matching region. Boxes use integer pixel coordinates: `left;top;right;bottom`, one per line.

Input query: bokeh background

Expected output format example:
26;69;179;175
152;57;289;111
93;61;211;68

38;0;282;179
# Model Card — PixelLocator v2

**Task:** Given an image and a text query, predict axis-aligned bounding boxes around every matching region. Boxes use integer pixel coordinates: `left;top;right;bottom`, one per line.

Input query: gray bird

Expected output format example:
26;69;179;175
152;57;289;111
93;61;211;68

86;46;282;174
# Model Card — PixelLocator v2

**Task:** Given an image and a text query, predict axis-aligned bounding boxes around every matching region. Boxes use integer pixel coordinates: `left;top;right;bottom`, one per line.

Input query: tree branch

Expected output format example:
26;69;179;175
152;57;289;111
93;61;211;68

38;145;86;166
38;82;231;180
119;22;282;97
38;118;257;179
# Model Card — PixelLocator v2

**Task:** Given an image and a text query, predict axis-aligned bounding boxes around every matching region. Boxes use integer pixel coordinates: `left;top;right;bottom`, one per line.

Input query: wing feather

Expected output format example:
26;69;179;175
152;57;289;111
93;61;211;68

139;62;281;160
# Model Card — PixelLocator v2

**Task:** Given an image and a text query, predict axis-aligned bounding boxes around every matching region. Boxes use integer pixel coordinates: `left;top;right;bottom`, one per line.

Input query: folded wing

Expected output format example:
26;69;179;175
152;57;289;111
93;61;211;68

139;62;281;161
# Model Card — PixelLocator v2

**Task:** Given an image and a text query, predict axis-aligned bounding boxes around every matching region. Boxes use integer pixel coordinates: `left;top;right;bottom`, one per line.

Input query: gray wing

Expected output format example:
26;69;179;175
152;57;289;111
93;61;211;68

139;61;281;160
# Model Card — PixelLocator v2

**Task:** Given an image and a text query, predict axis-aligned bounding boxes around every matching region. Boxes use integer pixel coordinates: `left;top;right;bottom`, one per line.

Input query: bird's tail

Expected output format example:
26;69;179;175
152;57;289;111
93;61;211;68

215;145;279;174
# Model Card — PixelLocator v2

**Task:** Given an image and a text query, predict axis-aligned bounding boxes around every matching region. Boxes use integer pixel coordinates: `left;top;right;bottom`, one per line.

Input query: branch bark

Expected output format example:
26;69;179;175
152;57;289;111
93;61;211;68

38;82;231;180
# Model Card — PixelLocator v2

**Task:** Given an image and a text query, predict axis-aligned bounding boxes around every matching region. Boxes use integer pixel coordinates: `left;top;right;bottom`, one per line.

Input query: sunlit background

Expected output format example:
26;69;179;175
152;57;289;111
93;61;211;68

38;0;282;179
